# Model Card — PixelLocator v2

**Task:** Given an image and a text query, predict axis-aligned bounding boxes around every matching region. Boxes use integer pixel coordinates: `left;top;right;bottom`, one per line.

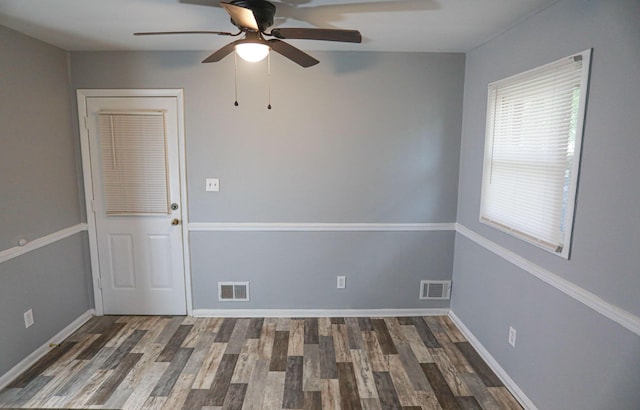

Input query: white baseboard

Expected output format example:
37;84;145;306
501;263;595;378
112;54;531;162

0;309;95;391
192;308;450;318
448;311;537;410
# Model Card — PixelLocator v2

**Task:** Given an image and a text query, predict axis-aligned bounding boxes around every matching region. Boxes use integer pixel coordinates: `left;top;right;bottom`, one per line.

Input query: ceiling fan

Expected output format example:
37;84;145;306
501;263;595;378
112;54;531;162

134;0;363;67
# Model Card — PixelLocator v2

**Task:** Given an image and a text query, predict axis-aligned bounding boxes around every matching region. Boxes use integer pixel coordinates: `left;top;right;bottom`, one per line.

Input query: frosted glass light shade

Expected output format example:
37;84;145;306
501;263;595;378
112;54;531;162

235;43;269;62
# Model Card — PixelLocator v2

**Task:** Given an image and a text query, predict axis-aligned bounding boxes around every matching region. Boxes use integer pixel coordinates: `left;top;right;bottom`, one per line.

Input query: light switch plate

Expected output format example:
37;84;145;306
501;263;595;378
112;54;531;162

206;178;220;192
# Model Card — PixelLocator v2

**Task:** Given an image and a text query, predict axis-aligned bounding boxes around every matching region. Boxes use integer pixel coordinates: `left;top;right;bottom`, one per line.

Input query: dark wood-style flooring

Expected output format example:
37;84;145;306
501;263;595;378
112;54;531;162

0;315;522;409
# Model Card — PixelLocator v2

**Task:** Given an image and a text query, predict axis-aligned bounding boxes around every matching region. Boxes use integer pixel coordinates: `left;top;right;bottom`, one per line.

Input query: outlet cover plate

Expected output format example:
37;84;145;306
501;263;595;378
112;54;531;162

508;326;517;347
337;276;346;289
206;178;220;192
24;309;34;328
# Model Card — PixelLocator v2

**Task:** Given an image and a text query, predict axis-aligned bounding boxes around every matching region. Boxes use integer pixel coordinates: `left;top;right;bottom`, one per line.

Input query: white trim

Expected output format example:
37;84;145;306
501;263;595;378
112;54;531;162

77;90;103;315
448;311;537;410
192;308;450;318
479;49;591;260
455;223;640;337
77;89;191;317
0;309;95;390
188;222;456;232
0;224;87;264
77;89;188;98
175;91;193;316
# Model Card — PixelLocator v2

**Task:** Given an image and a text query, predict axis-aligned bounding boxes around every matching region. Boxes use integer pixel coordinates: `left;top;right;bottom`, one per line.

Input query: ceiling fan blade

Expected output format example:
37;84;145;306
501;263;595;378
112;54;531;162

202;40;242;63
134;30;238;36
269;28;362;43
220;2;259;31
267;39;319;68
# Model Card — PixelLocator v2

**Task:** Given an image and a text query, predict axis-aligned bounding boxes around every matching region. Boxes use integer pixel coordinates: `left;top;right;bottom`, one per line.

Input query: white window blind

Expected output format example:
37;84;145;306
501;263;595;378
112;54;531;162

480;50;590;258
98;111;170;215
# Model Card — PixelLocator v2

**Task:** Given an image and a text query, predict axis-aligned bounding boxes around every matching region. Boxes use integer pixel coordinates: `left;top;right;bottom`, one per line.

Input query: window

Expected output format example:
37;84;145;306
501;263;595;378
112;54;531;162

480;50;591;258
98;111;170;215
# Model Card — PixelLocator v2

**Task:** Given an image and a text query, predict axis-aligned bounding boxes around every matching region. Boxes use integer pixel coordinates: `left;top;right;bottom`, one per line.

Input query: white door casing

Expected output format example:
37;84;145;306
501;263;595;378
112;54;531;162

77;90;192;315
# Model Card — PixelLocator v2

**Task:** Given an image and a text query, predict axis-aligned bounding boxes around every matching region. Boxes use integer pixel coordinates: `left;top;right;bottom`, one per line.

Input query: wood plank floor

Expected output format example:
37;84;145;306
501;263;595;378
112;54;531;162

0;316;522;409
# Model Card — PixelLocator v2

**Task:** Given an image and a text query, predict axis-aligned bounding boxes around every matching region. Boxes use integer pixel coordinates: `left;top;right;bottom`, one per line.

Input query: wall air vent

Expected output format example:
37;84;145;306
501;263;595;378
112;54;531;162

218;282;249;302
419;280;451;300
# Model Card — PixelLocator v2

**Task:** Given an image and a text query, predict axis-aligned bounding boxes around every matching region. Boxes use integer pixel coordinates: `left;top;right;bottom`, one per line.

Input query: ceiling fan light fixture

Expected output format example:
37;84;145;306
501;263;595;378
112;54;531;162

235;42;270;62
136;0;361;68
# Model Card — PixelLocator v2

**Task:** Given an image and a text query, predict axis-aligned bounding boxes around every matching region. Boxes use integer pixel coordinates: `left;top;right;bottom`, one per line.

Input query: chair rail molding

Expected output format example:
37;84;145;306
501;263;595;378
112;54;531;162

188;222;457;232
455;223;640;337
0;223;87;264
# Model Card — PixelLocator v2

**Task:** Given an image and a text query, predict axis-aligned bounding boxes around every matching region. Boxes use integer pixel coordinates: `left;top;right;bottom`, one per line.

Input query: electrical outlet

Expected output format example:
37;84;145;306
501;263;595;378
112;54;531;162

206;178;220;192
24;309;34;328
508;326;517;347
337;275;346;289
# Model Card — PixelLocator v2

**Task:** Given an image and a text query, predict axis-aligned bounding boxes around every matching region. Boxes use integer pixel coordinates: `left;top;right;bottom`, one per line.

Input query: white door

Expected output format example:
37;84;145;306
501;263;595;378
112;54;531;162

82;94;187;315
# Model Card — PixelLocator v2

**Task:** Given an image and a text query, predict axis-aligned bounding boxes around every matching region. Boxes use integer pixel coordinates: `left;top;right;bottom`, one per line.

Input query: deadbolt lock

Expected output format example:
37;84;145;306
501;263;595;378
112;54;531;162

171;203;179;211
171;219;181;226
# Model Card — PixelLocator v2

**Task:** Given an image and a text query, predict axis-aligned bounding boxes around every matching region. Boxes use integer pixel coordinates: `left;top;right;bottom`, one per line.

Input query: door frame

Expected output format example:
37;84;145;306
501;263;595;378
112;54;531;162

77;89;192;316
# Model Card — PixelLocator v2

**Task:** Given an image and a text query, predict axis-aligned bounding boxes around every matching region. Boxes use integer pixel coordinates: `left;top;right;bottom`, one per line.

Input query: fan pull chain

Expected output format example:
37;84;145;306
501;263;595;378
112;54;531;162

234;52;239;107
267;52;272;110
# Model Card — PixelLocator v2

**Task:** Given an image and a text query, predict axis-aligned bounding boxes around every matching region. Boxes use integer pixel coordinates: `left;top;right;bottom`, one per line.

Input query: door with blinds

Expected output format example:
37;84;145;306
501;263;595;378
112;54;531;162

84;95;187;315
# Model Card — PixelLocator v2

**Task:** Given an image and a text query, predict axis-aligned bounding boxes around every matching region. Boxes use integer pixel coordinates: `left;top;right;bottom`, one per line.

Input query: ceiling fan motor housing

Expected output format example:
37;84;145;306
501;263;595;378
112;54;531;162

135;0;360;68
229;0;276;32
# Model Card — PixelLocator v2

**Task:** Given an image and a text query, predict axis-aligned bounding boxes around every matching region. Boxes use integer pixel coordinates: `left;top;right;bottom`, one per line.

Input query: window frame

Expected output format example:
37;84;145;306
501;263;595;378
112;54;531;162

479;49;591;259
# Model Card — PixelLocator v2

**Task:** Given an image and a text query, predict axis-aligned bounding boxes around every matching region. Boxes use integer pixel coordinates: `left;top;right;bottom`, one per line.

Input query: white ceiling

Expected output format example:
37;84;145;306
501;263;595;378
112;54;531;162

0;0;558;53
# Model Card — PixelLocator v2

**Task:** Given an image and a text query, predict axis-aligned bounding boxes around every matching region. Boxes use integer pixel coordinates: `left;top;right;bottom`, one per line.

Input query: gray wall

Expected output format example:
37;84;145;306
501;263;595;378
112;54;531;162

71;50;465;310
0;26;81;248
190;231;455;310
452;0;640;408
4;2;639;406
0;26;92;376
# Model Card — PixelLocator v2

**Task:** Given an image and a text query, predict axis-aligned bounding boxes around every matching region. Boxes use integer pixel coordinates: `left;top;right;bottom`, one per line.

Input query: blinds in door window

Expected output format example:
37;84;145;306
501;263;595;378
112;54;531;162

98;111;170;215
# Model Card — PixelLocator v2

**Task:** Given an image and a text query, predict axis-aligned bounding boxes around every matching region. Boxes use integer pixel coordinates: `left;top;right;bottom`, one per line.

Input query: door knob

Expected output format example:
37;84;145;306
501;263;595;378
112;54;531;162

171;219;181;226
